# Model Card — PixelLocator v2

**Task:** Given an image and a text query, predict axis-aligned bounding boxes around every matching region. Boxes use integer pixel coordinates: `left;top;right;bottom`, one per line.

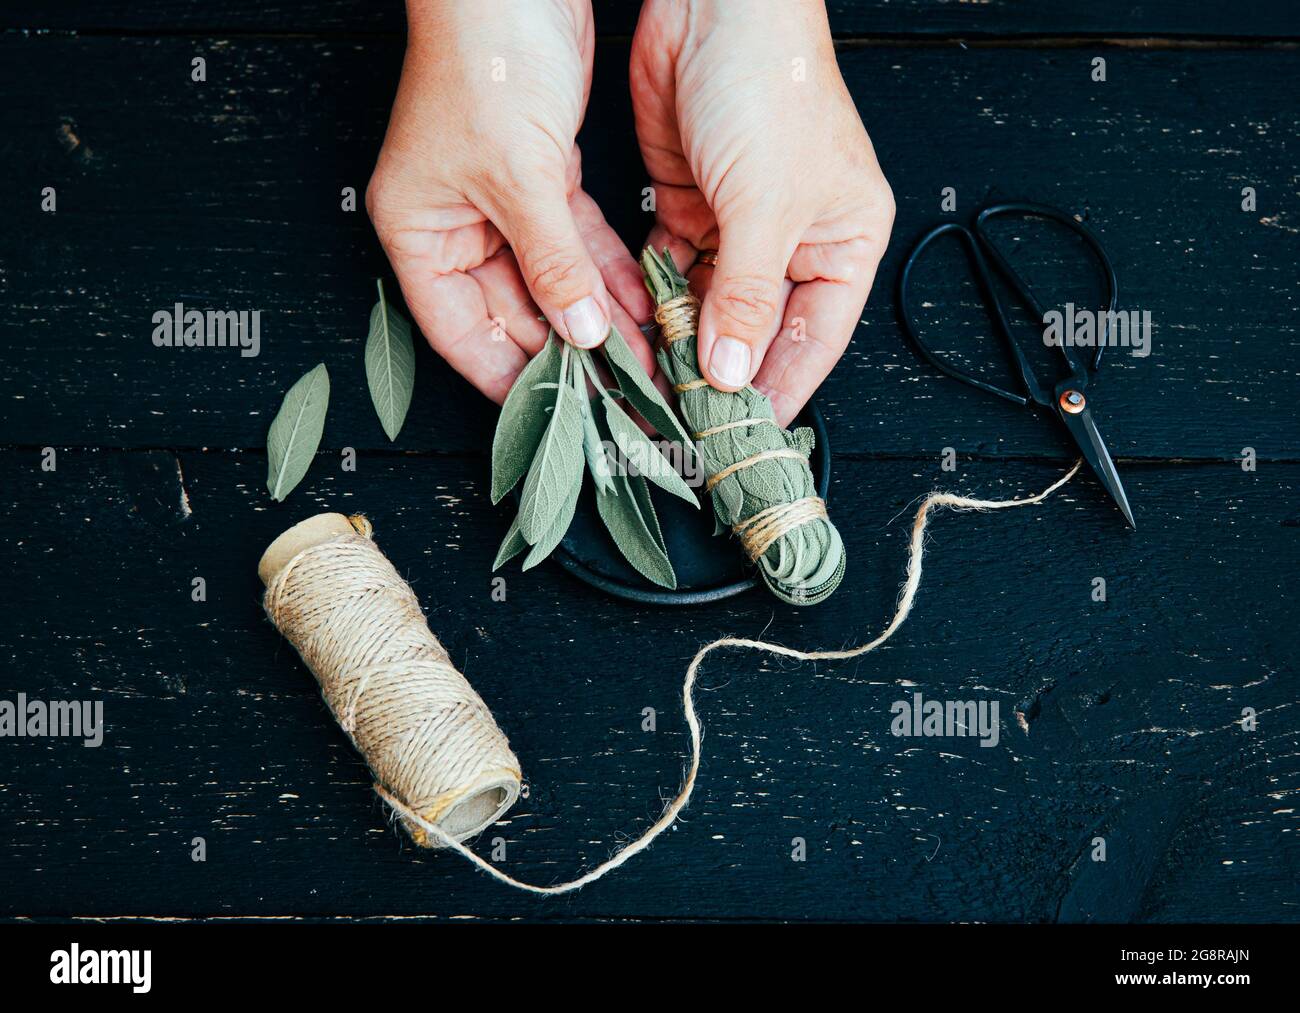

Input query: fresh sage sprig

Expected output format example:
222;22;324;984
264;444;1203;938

491;328;697;587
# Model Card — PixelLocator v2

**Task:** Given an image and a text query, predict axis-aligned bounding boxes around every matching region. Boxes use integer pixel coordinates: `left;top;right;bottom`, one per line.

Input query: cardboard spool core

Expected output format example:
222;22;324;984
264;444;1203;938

259;513;518;843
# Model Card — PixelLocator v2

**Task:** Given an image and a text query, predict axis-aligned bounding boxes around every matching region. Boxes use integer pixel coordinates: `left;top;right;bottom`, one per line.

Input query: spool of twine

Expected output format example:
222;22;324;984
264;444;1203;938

259;513;521;846
258;462;1080;893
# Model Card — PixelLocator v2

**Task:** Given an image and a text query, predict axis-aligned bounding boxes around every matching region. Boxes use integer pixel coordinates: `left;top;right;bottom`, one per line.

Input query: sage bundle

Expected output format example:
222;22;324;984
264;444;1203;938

490;329;698;588
641;247;845;606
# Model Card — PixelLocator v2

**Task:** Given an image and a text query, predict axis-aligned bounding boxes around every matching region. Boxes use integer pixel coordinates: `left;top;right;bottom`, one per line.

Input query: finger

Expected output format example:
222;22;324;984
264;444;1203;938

478;175;612;351
568;189;657;375
697;213;794;391
689;259;793;321
570;189;655;326
690;249;793;386
468;247;550;356
385;241;532;404
643;224;701;283
752;242;882;426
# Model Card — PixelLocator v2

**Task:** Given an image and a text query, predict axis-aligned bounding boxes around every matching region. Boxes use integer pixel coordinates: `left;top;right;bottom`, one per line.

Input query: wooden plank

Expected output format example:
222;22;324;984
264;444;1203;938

5;0;1298;39
1;449;1294;920
3;37;1297;461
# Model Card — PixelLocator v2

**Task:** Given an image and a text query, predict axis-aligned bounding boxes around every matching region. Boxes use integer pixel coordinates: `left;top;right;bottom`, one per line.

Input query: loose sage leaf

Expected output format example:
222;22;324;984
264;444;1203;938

597;470;676;589
604;397;698;507
600;325;694;451
491;333;563;504
266;363;330;502
364;278;415;442
518;344;584;542
492;514;528;570
522;467;583;570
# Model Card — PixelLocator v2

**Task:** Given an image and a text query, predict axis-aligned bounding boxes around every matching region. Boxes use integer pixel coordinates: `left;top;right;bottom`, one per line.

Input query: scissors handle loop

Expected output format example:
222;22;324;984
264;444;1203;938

897;201;1120;407
899;221;1034;406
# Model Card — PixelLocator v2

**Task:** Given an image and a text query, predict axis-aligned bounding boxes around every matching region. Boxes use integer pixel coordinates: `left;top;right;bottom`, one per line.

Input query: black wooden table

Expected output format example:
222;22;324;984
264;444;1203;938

2;2;1297;923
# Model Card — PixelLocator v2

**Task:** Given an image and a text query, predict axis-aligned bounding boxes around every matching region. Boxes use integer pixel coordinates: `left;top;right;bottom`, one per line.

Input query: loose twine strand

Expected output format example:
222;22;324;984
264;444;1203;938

376;459;1083;894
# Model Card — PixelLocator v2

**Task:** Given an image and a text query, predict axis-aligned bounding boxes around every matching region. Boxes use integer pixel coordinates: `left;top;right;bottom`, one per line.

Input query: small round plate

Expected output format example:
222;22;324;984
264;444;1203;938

547;402;832;606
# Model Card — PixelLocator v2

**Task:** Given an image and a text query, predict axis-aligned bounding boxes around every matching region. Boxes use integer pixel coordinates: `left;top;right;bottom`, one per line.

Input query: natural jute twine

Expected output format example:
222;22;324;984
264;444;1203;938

261;513;521;846
260;461;1080;894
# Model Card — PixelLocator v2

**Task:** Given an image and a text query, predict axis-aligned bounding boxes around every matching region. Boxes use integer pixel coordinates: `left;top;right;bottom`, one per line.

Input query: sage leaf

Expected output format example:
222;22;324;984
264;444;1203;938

600;325;694;451
597;470;676;589
786;426;815;458
491;333;563;504
574;346;626;488
364;278;415;441
580;389;616;496
518;344;584;542
266;363;329;502
492;514;528;570
522;467;583;570
627;472;667;553
582;406;614;494
604;397;698;507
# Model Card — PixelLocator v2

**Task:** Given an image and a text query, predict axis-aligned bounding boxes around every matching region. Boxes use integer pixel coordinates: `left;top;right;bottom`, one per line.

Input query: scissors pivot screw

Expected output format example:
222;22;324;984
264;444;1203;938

1059;389;1087;414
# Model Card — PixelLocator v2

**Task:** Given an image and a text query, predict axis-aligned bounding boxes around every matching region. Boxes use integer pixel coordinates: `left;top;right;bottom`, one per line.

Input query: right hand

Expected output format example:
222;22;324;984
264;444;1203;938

367;0;656;404
629;0;894;425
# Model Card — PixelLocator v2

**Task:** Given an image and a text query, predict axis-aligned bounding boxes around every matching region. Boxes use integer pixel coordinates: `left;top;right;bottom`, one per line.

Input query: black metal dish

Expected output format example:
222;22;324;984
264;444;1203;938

544;401;832;606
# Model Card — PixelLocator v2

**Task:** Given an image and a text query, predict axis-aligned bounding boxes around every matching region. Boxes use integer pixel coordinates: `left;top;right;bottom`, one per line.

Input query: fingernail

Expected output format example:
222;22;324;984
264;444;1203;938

563;297;608;349
709;337;751;387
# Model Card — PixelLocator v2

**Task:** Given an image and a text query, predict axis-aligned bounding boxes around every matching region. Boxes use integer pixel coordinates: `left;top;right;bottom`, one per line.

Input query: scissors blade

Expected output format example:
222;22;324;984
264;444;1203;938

1057;403;1136;528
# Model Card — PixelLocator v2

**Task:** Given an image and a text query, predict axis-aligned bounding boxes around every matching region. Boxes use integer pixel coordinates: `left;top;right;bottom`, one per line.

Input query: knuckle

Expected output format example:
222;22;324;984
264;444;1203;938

527;246;584;298
716;275;781;333
365;172;401;240
876;179;897;231
864;175;896;239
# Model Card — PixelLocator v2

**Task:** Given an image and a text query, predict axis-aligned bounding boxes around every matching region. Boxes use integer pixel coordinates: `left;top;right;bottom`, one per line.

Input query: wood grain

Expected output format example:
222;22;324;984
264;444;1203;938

2;37;1296;460
1;450;1294;920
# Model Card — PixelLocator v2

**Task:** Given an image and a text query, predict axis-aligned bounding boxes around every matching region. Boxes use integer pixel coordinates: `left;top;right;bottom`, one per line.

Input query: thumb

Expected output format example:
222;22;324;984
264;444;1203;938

697;215;791;391
486;180;610;350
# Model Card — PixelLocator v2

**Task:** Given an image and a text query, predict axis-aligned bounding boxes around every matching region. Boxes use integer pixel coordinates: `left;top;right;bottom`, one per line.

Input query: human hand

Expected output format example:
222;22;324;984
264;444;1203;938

367;0;656;405
630;0;894;425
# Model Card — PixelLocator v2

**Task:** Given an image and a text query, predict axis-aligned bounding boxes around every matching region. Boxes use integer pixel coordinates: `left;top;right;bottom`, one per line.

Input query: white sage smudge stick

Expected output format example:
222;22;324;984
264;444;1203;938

642;247;846;606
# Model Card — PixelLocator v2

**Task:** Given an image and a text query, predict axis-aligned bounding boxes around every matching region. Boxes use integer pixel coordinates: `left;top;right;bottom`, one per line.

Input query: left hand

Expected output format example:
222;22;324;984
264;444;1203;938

629;0;894;425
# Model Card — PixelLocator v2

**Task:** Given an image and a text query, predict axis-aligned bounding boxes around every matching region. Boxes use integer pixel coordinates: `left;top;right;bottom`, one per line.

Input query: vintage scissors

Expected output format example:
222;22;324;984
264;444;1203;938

897;200;1135;528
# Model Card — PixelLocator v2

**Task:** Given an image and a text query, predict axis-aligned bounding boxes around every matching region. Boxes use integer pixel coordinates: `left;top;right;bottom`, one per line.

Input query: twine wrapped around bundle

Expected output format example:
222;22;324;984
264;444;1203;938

259;513;521;845
642;247;846;606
